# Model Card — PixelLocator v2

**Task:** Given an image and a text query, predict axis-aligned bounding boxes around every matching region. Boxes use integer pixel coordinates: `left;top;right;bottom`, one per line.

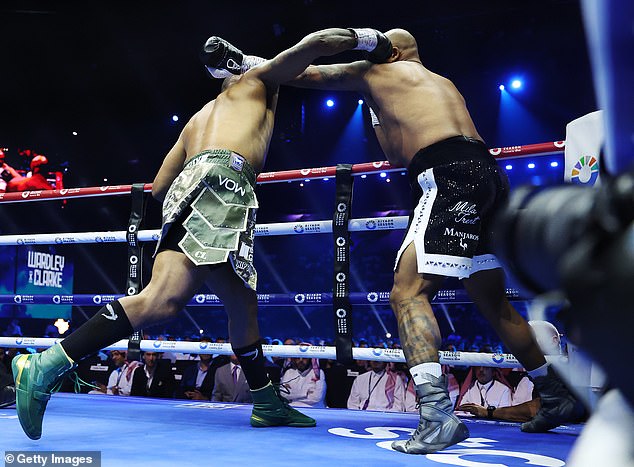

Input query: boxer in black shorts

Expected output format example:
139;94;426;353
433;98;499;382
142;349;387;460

217;27;584;453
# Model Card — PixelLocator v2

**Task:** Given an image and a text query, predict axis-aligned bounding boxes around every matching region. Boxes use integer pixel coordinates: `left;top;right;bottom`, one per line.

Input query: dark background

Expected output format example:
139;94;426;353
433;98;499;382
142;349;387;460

0;0;595;343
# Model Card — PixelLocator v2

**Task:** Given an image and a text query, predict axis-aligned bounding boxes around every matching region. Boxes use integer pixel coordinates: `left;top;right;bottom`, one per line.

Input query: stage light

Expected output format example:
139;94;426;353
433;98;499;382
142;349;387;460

361;174;367;179
380;172;387;178
72;131;78;136
326;99;335;108
505;164;513;170
299;182;304;187
386;178;391;183
323;177;329;181
550;161;559;167
499;84;505;91
528;162;536;169
386;332;392;339
358;99;364;105
511;79;522;89
172;115;179;122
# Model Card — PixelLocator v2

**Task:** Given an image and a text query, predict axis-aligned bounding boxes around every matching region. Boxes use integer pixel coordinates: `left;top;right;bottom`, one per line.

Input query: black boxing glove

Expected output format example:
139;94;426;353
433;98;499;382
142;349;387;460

348;28;393;63
199;36;265;79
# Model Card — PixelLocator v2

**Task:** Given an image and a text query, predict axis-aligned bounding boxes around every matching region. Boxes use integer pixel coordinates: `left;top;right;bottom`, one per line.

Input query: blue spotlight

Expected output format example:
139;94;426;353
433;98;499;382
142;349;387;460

550;161;559;168
379;172;387;178
171;115;179;122
360;174;367;179
527;162;536;169
511;79;522;89
358;99;364;105
323;177;329;181
505;164;513;170
499;84;505;91
326;99;335;108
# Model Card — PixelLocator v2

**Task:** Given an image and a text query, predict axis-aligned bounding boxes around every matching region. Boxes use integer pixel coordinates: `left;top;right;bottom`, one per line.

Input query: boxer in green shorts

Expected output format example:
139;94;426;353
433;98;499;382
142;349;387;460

12;28;375;439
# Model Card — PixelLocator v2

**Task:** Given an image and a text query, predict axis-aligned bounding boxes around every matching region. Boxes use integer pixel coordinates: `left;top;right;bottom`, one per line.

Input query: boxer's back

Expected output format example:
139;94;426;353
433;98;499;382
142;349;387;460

366;60;482;167
181;73;276;174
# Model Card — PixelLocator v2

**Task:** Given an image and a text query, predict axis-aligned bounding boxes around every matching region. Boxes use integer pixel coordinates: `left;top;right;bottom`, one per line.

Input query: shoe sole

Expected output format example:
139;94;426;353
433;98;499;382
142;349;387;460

250;414;316;428
12;354;42;440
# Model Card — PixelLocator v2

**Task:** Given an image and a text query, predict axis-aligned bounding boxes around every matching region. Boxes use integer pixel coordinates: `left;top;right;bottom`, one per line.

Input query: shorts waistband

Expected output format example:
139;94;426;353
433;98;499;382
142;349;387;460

408;135;495;180
185;149;257;186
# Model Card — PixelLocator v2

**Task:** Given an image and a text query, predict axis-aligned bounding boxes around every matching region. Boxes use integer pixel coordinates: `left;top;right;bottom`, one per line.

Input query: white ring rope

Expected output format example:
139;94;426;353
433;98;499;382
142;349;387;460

0;337;563;368
0;216;410;246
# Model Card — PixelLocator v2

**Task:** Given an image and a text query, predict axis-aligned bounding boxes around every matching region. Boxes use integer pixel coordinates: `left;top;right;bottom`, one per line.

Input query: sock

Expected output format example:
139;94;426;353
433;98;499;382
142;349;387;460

528;362;549;379
233;341;270;391
411;362;442;385
60;300;134;362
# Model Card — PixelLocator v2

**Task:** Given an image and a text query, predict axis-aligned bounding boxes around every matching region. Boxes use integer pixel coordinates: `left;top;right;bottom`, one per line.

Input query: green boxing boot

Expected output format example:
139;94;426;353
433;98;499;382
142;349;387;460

12;344;76;440
250;382;316;428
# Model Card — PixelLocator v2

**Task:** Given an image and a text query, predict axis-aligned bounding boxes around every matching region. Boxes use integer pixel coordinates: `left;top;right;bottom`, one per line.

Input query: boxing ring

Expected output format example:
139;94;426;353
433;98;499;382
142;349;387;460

0;141;581;467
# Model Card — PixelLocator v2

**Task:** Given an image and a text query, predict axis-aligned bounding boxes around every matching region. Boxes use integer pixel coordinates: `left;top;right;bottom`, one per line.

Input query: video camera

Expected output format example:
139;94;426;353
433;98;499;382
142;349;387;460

494;169;634;406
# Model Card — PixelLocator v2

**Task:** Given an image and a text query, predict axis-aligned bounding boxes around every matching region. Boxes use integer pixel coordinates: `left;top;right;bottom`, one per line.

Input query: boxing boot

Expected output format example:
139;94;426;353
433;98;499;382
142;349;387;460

521;366;585;432
12;344;76;439
392;374;469;454
250;382;316;428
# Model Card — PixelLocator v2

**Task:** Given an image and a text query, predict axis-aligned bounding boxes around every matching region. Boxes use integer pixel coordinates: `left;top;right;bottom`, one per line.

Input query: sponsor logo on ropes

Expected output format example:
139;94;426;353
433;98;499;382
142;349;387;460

554;140;565;148
199;342;209;350
194;294;205;304
299;343;310;353
367;292;378;303
372;348;383;357
256;294;270;304
15;338;23;345
0;193;4;200
336;272;346;282
336;308;347;318
300;169;311;176
492;353;506;364
570;155;599;185
14;295;34;304
294;293;322;304
53;295;61;304
95;235;118;243
153;341;162;349
152;233;160;241
337;203;347;213
16;237;37;245
365;220;377;230
254;226;270;235
372;161;386;169
435;289;456;300
294;224;304;233
489;147;502;156
440;351;461;362
294;293;305;304
55;236;77;244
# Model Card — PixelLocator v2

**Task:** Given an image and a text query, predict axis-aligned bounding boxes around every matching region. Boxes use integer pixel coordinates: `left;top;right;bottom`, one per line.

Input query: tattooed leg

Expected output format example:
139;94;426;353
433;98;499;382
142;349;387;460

390;243;446;366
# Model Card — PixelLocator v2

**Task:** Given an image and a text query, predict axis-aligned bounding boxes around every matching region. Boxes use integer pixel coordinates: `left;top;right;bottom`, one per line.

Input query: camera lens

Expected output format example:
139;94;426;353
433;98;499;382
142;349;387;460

494;184;596;293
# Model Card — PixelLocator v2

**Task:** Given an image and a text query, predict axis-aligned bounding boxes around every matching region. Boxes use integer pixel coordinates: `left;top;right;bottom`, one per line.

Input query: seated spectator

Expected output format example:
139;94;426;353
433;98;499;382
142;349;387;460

456;365;512;413
324;359;366;409
212;354;252;403
3;319;22;337
280;353;326;408
0;149;21;193
347;361;404;412
6;155;53;192
131;351;176;398
177;337;218;401
90;350;140;396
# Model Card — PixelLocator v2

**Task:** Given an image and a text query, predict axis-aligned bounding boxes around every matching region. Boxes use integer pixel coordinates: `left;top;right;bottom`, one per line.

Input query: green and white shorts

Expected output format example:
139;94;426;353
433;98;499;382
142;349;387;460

154;149;258;290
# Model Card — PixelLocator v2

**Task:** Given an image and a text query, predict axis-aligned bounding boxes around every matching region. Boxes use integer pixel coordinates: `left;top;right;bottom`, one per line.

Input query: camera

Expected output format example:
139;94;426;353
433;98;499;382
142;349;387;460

493;169;634;406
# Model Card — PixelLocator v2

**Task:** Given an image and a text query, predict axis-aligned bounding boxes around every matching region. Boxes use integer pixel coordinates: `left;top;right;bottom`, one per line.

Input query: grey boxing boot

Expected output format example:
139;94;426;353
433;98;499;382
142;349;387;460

521;366;585;433
392;374;469;454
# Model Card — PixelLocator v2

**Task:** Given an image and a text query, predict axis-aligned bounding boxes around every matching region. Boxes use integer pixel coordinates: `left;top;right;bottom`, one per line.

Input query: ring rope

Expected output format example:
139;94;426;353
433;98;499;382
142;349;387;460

0;287;526;306
0;216;410;246
0;337;562;368
0;141;565;204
